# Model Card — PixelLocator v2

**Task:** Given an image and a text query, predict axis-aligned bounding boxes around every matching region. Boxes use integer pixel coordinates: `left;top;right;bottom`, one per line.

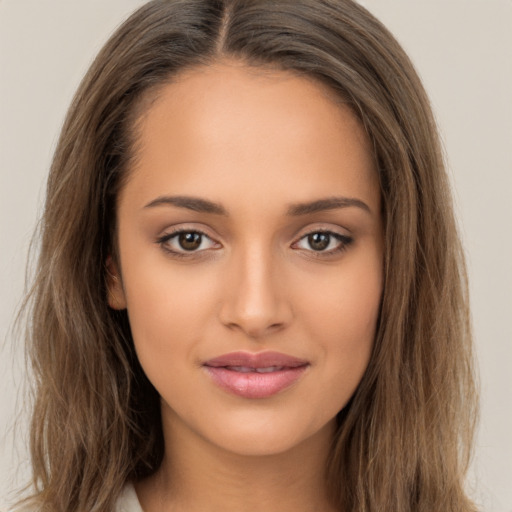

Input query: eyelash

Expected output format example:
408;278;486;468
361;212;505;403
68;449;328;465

292;230;353;257
156;229;219;258
156;228;353;258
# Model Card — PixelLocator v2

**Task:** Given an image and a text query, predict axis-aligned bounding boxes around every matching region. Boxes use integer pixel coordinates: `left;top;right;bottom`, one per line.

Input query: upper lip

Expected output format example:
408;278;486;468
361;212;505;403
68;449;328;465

203;351;309;369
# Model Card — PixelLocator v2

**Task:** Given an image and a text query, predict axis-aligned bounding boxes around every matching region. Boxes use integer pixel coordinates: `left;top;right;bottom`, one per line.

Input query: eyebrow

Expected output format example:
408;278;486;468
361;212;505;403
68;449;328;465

143;195;371;216
286;196;371;216
144;195;228;215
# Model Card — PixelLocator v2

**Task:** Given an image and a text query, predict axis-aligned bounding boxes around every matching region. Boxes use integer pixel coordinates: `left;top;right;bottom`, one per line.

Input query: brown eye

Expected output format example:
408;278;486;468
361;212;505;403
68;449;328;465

293;230;353;255
307;232;330;251
157;229;219;255
178;232;203;251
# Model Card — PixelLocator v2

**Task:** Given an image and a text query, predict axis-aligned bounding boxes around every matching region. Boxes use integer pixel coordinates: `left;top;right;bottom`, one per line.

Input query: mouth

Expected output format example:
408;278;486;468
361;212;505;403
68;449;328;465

202;351;309;399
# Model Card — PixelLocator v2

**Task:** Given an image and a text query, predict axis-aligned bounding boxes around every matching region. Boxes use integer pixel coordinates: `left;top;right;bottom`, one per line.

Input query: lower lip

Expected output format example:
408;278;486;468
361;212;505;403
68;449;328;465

203;366;308;399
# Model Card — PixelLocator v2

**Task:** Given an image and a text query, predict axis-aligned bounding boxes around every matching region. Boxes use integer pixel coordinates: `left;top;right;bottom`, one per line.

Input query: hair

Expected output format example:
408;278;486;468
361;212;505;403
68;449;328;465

19;0;478;511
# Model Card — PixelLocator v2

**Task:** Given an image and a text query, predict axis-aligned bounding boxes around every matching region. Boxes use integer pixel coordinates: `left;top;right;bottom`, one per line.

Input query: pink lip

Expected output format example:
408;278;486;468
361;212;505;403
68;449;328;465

202;351;309;399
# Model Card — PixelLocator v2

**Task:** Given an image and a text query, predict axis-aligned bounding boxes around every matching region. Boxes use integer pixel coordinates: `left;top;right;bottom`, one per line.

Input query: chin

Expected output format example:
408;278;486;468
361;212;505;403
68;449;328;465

197;411;336;459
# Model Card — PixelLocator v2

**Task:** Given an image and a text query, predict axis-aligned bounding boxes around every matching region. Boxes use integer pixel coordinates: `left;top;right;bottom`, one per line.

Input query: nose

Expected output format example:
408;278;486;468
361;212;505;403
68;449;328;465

218;244;293;339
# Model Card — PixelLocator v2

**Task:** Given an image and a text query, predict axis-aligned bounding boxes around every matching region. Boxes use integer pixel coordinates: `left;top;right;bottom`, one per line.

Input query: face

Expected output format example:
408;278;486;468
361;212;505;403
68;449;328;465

109;60;383;457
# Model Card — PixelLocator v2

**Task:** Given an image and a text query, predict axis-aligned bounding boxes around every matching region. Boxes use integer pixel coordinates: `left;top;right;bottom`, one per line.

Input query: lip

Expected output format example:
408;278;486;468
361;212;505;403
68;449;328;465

202;351;309;399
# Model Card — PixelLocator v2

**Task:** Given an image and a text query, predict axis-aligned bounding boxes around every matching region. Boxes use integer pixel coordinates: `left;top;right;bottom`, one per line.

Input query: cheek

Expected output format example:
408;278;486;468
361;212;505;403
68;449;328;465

122;271;215;410
119;251;221;372
301;248;382;335
296;252;382;394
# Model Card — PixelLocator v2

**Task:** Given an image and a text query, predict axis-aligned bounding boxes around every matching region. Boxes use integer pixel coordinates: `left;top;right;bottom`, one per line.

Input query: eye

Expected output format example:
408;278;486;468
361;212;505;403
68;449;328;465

293;231;352;254
157;230;219;254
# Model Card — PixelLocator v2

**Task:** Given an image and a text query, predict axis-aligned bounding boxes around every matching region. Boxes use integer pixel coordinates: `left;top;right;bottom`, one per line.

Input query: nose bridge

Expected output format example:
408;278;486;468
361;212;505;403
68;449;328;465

219;238;291;337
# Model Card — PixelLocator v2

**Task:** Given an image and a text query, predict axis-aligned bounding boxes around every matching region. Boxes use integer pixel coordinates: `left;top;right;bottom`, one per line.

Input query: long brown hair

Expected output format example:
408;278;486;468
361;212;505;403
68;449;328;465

19;1;478;510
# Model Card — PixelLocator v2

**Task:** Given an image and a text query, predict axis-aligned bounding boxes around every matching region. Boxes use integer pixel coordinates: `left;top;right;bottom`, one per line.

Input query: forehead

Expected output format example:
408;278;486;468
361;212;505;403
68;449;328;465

121;60;379;213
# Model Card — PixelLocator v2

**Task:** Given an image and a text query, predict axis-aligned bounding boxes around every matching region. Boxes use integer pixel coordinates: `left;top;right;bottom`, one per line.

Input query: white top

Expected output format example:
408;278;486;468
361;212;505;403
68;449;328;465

115;483;144;512
6;483;144;512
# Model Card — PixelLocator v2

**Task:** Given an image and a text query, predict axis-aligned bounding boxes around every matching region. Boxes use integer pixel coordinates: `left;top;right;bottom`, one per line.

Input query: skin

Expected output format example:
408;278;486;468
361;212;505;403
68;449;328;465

108;59;383;512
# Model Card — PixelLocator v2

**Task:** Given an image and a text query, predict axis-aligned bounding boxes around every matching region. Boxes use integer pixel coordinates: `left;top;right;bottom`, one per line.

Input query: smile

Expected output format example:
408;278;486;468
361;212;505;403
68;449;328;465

202;351;309;399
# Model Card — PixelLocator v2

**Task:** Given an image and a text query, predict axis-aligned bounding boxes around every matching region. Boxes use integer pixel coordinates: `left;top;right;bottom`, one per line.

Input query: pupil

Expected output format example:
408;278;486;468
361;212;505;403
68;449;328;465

179;232;202;251
308;233;330;251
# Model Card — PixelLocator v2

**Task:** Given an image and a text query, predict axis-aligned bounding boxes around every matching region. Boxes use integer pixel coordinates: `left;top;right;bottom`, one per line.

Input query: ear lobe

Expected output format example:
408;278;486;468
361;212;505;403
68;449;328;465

106;256;127;310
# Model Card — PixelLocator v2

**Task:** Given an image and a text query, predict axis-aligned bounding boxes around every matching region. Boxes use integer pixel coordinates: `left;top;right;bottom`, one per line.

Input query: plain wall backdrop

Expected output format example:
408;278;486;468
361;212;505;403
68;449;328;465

1;0;511;510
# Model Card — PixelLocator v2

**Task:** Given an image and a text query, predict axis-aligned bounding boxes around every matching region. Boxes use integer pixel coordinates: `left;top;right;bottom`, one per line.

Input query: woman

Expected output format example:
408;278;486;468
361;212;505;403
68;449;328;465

17;0;478;510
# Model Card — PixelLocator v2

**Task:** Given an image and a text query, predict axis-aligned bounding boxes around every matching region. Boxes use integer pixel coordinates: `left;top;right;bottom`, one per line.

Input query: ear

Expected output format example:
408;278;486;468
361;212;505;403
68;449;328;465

106;255;127;310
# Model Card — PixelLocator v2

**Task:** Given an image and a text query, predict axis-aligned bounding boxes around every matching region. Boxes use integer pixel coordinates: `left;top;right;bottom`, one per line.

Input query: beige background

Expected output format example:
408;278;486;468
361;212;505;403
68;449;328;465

1;0;511;510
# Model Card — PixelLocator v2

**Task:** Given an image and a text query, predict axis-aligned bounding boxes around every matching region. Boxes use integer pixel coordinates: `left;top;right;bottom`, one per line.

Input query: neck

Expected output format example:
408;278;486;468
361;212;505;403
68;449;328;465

136;411;338;512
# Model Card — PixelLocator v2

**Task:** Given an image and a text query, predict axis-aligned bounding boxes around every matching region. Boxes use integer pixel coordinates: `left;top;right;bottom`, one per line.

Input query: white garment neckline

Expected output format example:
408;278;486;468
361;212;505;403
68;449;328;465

115;482;144;512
